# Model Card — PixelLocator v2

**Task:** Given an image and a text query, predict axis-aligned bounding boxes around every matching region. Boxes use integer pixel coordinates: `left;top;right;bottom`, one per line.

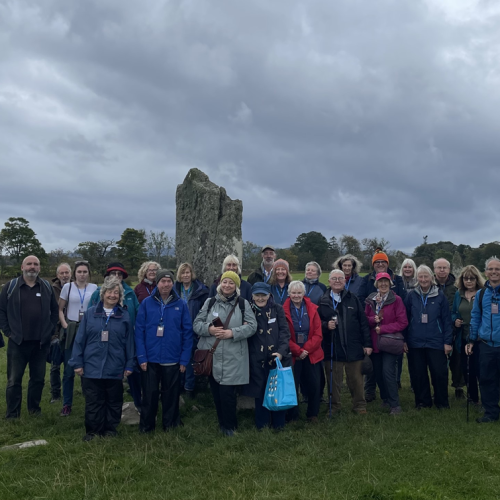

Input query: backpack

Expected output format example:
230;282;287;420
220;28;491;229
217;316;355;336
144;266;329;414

207;296;246;321
6;277;52;300
477;287;487;315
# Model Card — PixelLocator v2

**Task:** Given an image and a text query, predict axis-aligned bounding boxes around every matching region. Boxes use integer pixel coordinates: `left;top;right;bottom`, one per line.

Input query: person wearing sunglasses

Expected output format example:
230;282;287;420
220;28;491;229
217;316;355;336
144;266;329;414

58;261;97;417
452;265;485;408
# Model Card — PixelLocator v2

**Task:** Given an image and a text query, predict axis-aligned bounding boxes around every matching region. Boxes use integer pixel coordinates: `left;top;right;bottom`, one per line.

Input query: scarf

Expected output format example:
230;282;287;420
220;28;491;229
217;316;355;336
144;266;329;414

218;291;238;303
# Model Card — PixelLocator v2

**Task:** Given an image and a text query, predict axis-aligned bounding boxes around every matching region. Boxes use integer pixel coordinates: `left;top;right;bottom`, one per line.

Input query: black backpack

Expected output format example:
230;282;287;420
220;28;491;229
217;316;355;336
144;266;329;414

207;296;246;320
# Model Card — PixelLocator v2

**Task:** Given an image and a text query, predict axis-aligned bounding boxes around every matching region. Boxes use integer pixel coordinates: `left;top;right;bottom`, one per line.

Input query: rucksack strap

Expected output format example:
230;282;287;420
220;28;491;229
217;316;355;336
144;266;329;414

207;296;246;324
478;286;487;315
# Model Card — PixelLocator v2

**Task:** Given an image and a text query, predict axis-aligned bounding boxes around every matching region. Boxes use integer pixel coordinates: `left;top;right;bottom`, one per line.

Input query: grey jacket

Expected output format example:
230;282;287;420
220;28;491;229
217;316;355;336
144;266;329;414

193;294;257;385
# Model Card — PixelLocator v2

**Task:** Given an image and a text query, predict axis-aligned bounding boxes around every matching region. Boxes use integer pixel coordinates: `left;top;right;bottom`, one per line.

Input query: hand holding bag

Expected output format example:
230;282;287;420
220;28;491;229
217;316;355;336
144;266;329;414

192;301;238;377
263;357;298;411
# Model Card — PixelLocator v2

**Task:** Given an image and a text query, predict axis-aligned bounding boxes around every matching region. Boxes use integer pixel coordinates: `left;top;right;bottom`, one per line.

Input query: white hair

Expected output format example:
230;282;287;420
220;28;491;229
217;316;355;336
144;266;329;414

305;261;322;277
485;256;500;271
288;280;306;294
329;269;345;278
433;258;450;269
399;258;417;278
221;255;241;275
416;265;437;285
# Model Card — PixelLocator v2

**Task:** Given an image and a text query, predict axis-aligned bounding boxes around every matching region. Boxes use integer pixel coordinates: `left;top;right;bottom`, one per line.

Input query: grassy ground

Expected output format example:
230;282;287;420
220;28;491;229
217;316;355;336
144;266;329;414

1;347;500;500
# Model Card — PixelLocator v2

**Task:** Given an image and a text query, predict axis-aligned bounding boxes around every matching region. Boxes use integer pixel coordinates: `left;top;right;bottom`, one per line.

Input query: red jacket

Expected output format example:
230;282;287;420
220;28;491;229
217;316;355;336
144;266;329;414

364;292;408;353
284;297;324;364
134;280;157;304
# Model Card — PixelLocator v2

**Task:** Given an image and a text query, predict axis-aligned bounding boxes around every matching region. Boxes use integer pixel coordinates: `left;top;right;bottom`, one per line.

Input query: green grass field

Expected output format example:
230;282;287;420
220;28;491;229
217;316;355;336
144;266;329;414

1;345;500;500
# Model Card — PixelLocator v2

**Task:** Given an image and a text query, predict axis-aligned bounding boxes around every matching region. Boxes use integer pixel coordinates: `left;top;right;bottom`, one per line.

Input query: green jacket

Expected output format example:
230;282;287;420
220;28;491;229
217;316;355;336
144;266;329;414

193;294;257;385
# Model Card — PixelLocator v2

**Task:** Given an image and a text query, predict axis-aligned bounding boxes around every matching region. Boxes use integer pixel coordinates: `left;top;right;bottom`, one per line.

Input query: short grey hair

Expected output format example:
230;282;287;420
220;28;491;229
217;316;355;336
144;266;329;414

416;265;437;285
485;256;500;271
305;261;322;277
433;258;451;269
56;262;71;273
99;277;124;306
329;269;345;278
221;254;241;275
399;258;417;278
288;280;306;294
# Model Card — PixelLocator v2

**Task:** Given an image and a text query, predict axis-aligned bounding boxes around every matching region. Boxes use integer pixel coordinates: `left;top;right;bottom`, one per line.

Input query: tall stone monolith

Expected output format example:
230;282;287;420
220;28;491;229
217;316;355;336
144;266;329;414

176;169;243;285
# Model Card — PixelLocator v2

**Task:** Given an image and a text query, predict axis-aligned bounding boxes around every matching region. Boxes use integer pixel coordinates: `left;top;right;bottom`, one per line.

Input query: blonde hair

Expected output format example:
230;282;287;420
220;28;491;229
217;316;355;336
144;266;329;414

176;262;196;282
221;254;241;275
455;265;485;291
137;261;161;282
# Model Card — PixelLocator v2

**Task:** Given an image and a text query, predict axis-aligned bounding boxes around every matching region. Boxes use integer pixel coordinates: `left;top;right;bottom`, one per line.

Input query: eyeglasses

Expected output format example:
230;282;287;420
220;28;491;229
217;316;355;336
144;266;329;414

487;267;500;272
463;277;476;282
74;260;89;266
329;278;345;282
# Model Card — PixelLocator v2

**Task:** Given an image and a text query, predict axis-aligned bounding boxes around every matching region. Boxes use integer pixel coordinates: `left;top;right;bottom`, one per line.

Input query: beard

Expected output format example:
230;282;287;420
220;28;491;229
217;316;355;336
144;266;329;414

24;270;39;279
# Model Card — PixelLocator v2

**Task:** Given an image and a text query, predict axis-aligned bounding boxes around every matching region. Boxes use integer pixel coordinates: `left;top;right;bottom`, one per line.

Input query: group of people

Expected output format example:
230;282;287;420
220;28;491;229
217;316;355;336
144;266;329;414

1;244;500;441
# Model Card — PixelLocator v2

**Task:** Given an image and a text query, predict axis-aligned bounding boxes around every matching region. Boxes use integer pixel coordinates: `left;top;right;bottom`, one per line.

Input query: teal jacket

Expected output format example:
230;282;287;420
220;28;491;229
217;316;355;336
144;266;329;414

89;282;140;326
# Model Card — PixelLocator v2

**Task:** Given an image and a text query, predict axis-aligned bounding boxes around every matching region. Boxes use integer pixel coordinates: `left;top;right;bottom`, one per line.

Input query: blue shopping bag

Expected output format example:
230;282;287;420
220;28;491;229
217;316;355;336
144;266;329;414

263;357;298;411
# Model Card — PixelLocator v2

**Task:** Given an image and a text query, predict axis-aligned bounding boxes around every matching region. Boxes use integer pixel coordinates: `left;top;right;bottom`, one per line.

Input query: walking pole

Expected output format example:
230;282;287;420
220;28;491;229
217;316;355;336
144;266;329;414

329;315;337;419
466;332;470;424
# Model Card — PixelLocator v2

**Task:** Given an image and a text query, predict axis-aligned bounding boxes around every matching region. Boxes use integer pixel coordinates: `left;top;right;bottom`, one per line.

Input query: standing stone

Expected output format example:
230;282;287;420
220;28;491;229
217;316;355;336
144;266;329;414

176;169;243;284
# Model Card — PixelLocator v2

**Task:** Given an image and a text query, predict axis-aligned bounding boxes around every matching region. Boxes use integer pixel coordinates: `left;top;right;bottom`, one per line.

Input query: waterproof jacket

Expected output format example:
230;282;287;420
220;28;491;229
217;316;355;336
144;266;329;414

247;265;272;286
135;290;194;366
69;303;135;379
404;286;453;349
208;275;252;302
193;293;257;385
134;280;156;304
271;284;289;306
436;273;457;310
318;288;371;362
470;281;500;347
302;280;327;306
90;282;140;326
344;274;363;297
364;291;408;354
357;268;407;304
0;276;59;347
175;279;209;320
284;297;324;364
241;302;291;398
452;290;477;351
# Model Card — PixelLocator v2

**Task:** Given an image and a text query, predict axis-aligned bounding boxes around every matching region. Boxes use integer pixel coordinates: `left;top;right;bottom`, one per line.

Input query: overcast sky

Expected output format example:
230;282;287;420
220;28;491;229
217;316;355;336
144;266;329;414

1;0;499;257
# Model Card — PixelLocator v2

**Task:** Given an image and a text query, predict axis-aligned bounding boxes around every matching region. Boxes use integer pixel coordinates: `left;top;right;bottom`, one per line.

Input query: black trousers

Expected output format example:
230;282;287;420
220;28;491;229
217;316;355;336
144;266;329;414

478;343;500;421
140;363;181;432
408;347;449;408
82;378;123;435
290;358;321;419
450;344;465;388
6;340;49;418
209;376;238;431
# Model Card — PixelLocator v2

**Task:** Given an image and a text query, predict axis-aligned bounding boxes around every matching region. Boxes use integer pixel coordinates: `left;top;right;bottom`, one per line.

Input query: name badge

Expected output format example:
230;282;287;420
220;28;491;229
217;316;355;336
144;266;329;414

421;314;428;324
157;325;164;337
268;318;276;324
212;312;219;317
36;293;41;297
79;310;84;322
492;303;499;314
101;330;109;342
297;333;305;344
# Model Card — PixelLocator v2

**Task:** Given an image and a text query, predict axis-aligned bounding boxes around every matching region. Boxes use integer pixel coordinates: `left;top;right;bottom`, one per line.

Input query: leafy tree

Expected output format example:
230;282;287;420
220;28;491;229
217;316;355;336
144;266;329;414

361;238;390;269
75;240;116;276
0;217;47;264
293;231;329;267
242;241;261;270
338;235;362;259
274;248;299;271
147;231;175;265
117;228;147;274
451;251;463;275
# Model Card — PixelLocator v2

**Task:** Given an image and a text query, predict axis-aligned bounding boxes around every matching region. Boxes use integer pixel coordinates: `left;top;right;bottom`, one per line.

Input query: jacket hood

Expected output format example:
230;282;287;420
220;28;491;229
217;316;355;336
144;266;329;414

413;284;439;298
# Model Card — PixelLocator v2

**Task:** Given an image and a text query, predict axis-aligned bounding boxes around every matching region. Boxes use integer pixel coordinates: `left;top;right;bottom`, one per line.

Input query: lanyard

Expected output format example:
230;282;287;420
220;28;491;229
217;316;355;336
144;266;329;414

345;276;352;291
104;307;117;328
293;302;304;330
263;270;271;283
181;285;192;302
307;284;316;297
275;285;287;303
330;291;340;310
145;285;154;296
420;293;429;309
160;300;168;324
77;286;87;310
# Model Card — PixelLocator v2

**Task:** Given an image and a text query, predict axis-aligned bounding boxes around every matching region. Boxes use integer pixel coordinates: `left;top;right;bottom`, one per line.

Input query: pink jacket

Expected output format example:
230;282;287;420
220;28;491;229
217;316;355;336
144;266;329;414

364;291;408;354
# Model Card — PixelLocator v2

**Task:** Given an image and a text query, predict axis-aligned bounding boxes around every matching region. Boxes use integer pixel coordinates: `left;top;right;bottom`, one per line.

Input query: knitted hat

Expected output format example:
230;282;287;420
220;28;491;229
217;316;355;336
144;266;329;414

273;259;289;272
156;269;175;283
105;262;128;279
220;271;241;288
372;248;389;266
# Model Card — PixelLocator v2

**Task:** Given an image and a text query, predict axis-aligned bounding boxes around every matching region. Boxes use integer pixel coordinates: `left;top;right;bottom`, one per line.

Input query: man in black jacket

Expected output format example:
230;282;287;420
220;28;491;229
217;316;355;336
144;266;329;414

0;255;59;418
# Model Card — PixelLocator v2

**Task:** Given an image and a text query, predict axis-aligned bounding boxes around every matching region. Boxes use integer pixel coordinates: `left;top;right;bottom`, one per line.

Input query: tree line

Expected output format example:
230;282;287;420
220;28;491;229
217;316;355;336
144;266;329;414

1;217;499;280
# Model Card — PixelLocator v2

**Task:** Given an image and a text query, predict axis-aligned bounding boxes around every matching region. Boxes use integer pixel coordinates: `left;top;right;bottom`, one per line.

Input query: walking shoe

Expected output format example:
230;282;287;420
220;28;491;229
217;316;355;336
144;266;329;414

365;393;376;403
389;406;403;415
455;388;465;399
380;401;390;409
50;396;61;404
82;433;96;442
60;405;72;417
220;426;235;437
476;416;497;423
103;430;118;437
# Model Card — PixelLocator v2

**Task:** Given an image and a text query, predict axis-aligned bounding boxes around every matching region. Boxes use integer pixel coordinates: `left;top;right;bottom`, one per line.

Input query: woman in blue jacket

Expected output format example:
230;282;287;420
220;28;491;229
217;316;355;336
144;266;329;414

175;262;208;397
404;265;453;409
70;277;135;441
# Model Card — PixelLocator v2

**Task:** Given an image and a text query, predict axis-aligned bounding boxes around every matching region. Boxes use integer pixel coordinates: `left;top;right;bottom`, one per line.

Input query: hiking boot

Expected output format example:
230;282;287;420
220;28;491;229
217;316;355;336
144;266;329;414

455;388;465;399
103;430;118;437
365;393;376;403
60;405;72;417
390;406;403;415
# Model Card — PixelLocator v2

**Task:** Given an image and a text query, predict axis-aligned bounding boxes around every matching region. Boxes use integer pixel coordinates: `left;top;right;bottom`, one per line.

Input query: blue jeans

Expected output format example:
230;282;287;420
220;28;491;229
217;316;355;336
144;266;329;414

372;351;400;408
62;347;76;406
478;343;500;420
183;361;195;391
6;340;49;417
